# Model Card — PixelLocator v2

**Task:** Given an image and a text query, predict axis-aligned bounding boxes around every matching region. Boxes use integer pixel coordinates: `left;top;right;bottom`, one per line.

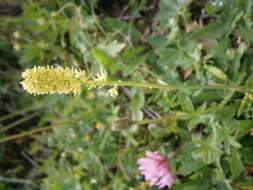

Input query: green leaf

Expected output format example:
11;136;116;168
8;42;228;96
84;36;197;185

158;48;180;71
178;144;205;175
237;120;253;134
237;93;250;118
188;22;227;40
193;135;223;164
178;91;195;112
204;65;228;81
173;174;211;190
241;147;253;164
131;89;145;121
235;181;253;190
156;0;192;27
237;27;253;43
98;41;125;57
105;18;141;41
245;73;253;87
91;48;117;72
241;135;253;164
227;152;244;179
121;47;145;76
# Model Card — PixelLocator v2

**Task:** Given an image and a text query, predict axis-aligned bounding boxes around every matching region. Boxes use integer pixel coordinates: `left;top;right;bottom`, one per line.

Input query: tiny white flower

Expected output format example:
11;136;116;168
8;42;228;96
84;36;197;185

107;86;118;98
94;69;107;81
90;179;97;184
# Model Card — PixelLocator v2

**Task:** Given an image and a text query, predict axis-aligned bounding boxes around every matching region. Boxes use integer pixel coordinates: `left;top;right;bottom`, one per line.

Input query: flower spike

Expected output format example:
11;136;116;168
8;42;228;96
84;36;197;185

21;66;87;95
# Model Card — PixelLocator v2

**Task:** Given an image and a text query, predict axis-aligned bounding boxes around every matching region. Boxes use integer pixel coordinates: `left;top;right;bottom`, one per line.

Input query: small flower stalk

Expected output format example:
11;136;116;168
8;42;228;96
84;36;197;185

137;151;174;189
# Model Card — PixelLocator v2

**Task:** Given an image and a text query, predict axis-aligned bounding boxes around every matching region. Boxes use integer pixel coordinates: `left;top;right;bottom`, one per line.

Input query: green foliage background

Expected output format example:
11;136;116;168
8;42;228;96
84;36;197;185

0;0;253;189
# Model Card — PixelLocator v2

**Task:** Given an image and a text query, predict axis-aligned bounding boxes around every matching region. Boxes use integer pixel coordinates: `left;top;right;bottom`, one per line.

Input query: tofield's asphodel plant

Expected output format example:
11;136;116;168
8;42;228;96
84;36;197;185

21;66;249;97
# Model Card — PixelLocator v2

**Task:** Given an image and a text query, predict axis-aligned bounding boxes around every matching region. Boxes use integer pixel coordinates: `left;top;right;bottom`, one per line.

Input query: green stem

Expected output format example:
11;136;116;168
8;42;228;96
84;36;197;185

137;105;217;125
0;112;40;133
0;124;61;143
0;105;35;122
86;80;247;92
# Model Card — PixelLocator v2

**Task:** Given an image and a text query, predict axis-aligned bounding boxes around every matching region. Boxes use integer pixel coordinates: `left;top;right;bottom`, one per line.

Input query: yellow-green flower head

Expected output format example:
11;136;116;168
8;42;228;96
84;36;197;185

21;66;87;95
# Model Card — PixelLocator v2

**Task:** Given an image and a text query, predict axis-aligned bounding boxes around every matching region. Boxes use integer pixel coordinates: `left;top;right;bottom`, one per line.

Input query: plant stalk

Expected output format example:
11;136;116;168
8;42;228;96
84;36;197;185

86;80;247;92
